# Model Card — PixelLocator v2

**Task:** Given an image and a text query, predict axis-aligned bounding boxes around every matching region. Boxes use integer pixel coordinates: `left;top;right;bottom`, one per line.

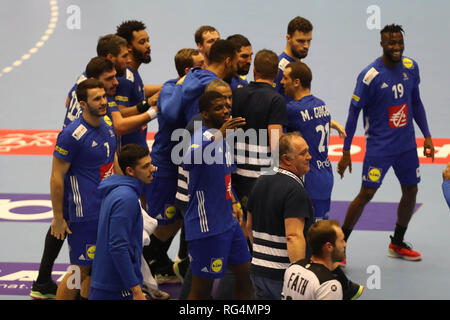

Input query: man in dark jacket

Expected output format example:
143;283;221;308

89;144;155;300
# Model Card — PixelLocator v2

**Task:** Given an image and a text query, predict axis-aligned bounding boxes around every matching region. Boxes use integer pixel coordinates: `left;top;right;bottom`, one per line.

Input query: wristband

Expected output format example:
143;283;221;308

232;202;242;209
137;100;150;113
146;107;157;120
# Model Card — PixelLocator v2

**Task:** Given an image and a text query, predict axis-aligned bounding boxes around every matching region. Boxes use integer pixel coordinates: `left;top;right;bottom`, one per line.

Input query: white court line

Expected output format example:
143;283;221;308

0;0;59;78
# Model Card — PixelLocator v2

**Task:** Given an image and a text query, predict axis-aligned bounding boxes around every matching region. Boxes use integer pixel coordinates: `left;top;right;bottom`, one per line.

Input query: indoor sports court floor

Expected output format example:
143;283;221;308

0;0;449;300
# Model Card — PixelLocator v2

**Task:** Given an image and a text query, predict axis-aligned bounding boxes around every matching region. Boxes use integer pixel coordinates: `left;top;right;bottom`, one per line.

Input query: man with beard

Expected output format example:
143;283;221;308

274;16;313;103
115;20;159;149
337;24;434;264
50;79;117;300
195;25;220;66
30;53;151;300
182;91;252;300
282;220;345;300
226;34;253;90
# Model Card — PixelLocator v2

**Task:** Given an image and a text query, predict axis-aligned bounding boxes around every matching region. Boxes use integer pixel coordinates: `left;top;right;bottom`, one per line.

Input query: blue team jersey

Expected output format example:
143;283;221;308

286;95;333;200
150;78;184;175
181;67;219;123
115;67;147;149
54;116;116;222
349;56;420;156
63;72;116;129
273;52;295;103
182;126;235;241
229;75;248;90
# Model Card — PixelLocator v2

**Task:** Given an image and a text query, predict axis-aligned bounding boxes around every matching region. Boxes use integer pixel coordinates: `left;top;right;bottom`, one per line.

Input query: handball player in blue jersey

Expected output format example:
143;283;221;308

142;49;205;283
115;20;159;150
281;61;346;221
274;16;313;103
182;91;252;300
337;24;435;262
50;79;116;300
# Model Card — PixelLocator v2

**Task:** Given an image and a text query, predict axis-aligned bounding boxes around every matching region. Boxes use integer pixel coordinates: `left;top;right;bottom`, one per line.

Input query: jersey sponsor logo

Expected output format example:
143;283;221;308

381;82;389;89
126;68;135;82
403;72;409;81
86;245;96;260
402;57;413;69
388;103;408;128
368;167;382;182
55;145;68;156
203;131;214;140
72;124;87;141
91;140;98;147
331;284;337;292
100;162;114;180
225;174;232;200
362;67;379;85
278;58;290;71
210;258;223;273
164;205;176;219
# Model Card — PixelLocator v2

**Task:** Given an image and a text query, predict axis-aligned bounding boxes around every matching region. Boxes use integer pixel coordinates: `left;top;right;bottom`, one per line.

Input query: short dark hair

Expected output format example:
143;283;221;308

76;79;104;103
208;39;237;65
307;220;341;257
380;24;404;36
96;34;127;57
118;144;149;176
285;61;312;89
195;25;218;45
226;34;251;51
116;20;146;44
174;48;201;77
85;57;114;79
198;90;225;113
254;49;279;80
287;16;313;36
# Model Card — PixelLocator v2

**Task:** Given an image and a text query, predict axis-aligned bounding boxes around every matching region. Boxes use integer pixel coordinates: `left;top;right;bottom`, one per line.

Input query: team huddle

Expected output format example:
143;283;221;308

29;16;434;300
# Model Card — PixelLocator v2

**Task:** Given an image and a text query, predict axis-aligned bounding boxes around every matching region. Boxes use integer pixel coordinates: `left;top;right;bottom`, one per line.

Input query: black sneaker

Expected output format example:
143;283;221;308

29;280;58;300
343;281;364;300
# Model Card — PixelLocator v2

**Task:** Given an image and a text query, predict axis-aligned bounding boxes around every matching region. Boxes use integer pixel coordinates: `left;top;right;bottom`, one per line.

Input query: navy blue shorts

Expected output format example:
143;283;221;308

144;174;182;225
188;219;251;279
362;148;420;189
67;219;98;266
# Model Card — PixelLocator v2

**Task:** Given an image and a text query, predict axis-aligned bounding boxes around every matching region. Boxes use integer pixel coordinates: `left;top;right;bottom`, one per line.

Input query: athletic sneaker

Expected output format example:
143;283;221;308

150;260;181;284
343;281;364;300
142;284;170;300
388;236;422;261
29;280;58;300
173;258;189;283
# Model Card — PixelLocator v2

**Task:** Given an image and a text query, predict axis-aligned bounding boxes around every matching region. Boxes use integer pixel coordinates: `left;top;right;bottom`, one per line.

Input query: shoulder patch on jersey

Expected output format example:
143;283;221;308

278;58;291;71
352;94;360;102
362;67;379;85
126;69;135;82
402;57;414;69
55;145;68;156
115;95;129;102
188;144;200;151
71;124;87;141
103;115;112;126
